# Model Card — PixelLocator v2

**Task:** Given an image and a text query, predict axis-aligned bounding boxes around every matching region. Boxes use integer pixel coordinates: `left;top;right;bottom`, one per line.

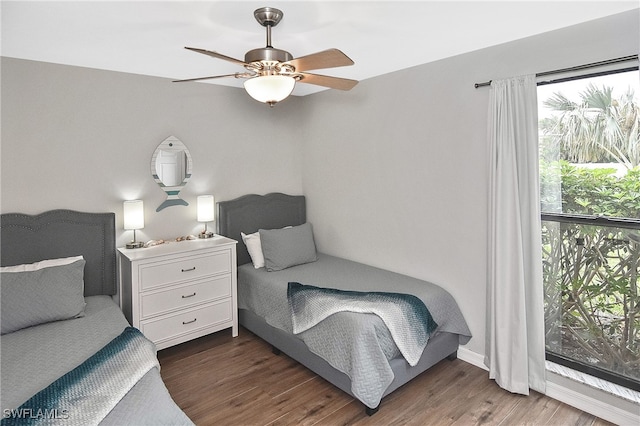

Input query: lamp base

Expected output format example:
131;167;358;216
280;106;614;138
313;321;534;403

126;241;144;249
198;231;214;239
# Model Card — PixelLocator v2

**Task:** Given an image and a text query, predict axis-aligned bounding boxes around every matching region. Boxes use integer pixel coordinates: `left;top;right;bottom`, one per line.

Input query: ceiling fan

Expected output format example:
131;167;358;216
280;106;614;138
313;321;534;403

174;7;358;106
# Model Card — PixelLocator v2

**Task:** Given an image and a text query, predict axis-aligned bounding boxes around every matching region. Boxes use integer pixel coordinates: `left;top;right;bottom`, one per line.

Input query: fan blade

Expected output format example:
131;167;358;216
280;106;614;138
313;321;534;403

297;72;358;91
285;48;354;72
172;73;251;83
184;47;247;67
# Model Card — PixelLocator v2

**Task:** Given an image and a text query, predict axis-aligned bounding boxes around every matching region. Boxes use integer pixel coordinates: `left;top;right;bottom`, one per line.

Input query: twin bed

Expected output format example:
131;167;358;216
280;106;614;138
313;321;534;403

0;210;192;425
218;192;472;413
0;194;471;422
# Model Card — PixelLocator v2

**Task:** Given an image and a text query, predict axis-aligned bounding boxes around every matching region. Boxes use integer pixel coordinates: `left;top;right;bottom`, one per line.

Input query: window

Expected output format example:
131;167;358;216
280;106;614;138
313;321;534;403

538;69;640;391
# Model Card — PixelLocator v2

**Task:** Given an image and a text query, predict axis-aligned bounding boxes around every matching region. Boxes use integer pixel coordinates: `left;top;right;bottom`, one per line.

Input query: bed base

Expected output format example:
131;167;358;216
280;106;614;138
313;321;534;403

239;308;459;414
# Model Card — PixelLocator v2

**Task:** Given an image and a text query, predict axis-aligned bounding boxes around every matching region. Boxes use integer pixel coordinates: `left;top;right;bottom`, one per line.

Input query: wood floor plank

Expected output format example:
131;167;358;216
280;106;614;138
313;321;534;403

157;328;615;425
448;380;523;426
269;376;353;425
196;387;276;425
545;403;604;426
314;399;369;425
497;391;563;425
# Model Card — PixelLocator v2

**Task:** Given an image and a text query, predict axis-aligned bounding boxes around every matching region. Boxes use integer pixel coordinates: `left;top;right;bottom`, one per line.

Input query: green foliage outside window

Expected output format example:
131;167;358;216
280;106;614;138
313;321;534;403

540;161;640;218
540;162;639;382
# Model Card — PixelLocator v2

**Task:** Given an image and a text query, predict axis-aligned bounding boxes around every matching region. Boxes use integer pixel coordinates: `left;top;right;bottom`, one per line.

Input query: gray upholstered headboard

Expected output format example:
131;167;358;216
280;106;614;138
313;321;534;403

1;210;117;296
218;193;306;266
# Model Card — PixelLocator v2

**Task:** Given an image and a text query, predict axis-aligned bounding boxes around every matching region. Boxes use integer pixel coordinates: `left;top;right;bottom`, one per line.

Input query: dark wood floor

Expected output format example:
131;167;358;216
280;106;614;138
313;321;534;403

157;328;612;426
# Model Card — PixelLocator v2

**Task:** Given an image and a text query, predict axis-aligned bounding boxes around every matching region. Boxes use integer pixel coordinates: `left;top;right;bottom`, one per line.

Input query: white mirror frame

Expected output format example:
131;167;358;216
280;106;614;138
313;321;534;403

151;135;193;212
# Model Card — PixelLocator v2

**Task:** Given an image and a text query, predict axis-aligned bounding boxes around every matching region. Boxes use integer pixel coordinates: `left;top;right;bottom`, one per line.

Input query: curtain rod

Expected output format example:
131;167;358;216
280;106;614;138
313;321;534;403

474;54;639;88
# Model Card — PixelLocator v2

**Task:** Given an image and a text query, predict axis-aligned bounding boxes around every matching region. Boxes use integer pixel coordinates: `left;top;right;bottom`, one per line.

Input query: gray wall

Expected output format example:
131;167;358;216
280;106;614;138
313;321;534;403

1;10;638;361
298;10;638;358
1;59;304;245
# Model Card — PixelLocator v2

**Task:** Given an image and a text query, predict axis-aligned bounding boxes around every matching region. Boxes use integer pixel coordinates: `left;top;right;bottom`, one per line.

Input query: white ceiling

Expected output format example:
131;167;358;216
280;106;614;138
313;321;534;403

2;1;638;96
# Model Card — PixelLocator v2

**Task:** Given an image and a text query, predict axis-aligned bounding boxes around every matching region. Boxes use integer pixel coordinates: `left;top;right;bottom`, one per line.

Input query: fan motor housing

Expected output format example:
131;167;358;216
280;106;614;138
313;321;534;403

244;47;293;64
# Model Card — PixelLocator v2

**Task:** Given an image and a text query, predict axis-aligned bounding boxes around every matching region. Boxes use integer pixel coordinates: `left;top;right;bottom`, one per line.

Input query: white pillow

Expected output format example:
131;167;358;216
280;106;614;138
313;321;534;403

241;232;265;268
0;255;84;273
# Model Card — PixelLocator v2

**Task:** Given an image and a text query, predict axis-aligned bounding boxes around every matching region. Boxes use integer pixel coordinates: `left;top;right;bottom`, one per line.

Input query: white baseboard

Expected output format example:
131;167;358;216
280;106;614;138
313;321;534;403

545;381;639;426
458;347;487;371
455;348;639;425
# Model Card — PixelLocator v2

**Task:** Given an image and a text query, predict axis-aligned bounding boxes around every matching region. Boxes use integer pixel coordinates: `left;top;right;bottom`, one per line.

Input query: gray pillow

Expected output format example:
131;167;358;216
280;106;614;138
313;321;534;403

1;258;87;334
259;223;318;271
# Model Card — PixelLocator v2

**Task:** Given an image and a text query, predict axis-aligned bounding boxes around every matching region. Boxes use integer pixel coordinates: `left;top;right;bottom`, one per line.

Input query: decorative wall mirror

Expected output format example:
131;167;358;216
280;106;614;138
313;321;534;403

151;135;193;212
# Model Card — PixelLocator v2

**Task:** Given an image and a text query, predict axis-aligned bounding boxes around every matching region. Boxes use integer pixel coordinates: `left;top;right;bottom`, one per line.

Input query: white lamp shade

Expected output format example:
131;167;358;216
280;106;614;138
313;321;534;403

123;200;144;230
243;75;296;104
197;195;215;223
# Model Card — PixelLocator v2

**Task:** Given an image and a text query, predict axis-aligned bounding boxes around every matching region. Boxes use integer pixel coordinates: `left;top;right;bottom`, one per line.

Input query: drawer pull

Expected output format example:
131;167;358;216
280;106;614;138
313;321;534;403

181;292;196;299
181;267;196;272
182;318;197;325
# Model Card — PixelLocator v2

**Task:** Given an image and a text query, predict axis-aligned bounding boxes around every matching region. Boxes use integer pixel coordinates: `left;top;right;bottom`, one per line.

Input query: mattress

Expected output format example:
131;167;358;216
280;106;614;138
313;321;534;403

1;295;192;425
239;253;471;340
237;253;472;408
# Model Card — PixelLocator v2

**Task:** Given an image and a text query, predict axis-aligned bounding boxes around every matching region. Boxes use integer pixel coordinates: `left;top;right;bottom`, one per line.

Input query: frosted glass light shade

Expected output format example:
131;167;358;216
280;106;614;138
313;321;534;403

244;75;295;104
197;195;215;223
123;200;144;230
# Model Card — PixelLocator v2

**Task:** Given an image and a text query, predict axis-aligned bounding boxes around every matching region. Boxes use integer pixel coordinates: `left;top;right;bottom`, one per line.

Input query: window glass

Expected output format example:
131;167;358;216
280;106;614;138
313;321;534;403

538;69;640;390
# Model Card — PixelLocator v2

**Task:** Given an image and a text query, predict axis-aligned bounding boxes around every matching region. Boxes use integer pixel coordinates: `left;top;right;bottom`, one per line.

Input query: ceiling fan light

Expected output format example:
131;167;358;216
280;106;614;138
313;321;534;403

243;75;295;105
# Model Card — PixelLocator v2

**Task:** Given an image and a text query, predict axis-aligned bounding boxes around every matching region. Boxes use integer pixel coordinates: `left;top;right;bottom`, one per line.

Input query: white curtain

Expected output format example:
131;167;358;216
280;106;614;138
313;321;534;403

485;75;546;395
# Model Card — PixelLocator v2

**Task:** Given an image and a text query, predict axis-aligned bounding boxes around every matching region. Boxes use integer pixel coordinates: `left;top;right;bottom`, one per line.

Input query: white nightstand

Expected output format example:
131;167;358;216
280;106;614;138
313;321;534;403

118;236;238;350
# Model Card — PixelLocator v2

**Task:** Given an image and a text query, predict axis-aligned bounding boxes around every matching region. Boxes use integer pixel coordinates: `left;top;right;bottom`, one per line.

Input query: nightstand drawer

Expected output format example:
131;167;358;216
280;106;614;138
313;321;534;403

141;275;231;319
140;300;232;343
140;251;231;290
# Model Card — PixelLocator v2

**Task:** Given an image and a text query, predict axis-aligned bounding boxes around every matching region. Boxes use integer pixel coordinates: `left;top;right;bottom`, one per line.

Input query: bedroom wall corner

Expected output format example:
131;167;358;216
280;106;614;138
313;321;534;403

297;54;489;359
297;9;639;362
